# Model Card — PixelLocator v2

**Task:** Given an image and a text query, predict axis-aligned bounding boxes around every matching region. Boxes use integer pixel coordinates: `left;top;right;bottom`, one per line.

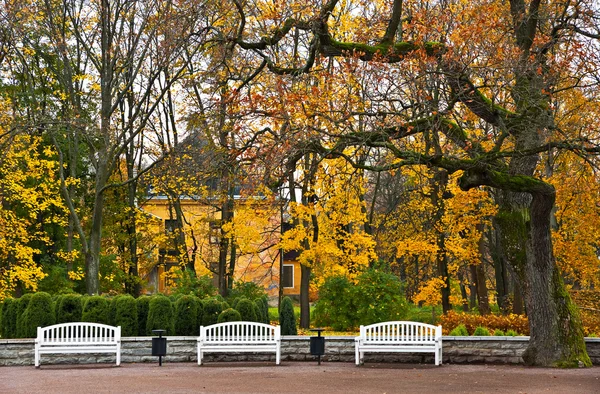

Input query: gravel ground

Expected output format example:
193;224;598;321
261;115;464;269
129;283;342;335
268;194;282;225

1;362;599;394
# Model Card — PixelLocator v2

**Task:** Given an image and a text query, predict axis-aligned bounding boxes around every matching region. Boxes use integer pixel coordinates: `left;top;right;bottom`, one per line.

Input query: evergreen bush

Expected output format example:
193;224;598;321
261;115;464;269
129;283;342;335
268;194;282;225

55;294;83;324
114;295;138;336
174;295;200;336
279;296;297;335
21;292;55;338
506;329;518;336
493;329;505;336
202;298;223;326
218;308;242;323
1;298;17;338
136;296;151;336
15;293;33;338
108;295;124;326
254;300;266;323
259;296;270;324
473;326;491;336
235;298;257;322
82;296;110;324
449;324;469;336
146;295;174;335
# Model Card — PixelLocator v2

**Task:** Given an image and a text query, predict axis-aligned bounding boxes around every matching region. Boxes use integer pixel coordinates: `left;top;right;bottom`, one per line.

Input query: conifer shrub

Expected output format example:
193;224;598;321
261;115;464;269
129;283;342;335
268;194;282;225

235;298;257;322
493;329;505;336
1;298;16;339
505;329;518;336
82;295;110;324
21;292;55;338
279;296;297;335
260;296;270;324
136;296;151;336
449;324;469;336
147;295;174;335
218;308;242;323
174;295;200;335
15;293;33;338
56;294;83;324
196;298;204;330
114;295;138;336
108;295;124;326
254;300;266;323
473;326;491;336
202;298;223;326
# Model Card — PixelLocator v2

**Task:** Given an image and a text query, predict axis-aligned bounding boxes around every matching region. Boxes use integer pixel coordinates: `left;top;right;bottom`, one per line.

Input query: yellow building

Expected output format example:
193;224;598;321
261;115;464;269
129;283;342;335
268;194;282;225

139;194;301;297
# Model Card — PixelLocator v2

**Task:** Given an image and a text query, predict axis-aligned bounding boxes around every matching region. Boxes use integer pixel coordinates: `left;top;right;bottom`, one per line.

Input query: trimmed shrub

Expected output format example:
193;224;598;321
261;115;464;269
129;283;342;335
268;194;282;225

15;293;33;338
218;308;242;323
493;329;505;336
506;329;519;336
473;326;491;336
147;295;174;335
136;296;151;336
174;295;200;336
108;295;124;326
1;298;17;338
279;296;297;335
82;296;110;324
21;292;55;338
449;324;469;336
235;298;257;322
260;296;270;324
56;294;83;324
313;275;353;331
202;298;223;326
227;281;267;304
254;300;266;323
114;295;138;336
196;299;204;330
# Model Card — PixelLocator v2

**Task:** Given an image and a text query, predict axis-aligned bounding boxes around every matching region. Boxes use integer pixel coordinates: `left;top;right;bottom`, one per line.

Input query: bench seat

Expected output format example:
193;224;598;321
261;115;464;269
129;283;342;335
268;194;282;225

355;321;442;365
35;322;121;367
197;321;281;365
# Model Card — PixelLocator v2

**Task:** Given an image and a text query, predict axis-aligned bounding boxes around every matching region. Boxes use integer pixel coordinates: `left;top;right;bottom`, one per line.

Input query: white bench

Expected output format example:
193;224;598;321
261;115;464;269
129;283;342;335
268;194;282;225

355;321;442;366
197;321;281;365
35;322;121;367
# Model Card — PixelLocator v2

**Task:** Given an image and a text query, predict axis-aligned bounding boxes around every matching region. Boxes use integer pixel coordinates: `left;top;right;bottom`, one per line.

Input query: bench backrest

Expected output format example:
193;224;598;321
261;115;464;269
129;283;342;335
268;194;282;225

199;322;280;344
37;323;121;346
359;321;441;344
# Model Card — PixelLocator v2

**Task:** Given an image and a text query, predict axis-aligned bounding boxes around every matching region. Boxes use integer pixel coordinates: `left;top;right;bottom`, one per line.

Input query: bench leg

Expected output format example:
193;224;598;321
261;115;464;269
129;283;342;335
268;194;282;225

276;347;281;365
116;350;121;366
35;348;40;368
197;344;202;366
355;345;359;365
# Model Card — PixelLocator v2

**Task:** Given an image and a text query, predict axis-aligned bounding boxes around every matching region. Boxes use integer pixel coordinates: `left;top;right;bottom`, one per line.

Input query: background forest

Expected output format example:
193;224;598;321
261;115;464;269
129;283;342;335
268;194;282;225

0;0;599;367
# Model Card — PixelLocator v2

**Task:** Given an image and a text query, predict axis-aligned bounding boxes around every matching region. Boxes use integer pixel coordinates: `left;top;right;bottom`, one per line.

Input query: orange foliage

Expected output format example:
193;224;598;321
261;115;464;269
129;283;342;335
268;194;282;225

439;311;529;336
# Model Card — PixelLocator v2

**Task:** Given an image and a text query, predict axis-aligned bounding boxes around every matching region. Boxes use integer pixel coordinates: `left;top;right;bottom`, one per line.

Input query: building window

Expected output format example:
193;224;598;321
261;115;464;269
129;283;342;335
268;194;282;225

282;264;294;288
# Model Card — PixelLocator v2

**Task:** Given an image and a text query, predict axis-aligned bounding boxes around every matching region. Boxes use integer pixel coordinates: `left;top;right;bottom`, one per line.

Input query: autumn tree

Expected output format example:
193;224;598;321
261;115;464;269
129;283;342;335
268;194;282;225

226;0;599;366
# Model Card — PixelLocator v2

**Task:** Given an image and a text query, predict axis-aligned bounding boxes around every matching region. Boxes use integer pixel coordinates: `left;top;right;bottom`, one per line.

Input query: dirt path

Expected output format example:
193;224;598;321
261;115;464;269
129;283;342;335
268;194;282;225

1;362;599;393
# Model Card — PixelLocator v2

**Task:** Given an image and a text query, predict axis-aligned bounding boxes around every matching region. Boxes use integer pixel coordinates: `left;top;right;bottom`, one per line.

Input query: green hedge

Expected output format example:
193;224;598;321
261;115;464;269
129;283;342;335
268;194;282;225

21;292;55;338
146;295;174;335
82;296;110;324
279;296;297;335
114;295;138;336
218;308;242;323
236;298;257;322
202;298;223;326
136;296;151;336
174;295;200;336
1;298;17;339
15;294;33;338
55;294;83;324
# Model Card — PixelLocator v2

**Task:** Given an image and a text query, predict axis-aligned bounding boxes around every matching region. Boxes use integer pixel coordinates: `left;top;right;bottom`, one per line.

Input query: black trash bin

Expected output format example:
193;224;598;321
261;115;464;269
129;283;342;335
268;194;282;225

151;329;167;366
309;328;325;365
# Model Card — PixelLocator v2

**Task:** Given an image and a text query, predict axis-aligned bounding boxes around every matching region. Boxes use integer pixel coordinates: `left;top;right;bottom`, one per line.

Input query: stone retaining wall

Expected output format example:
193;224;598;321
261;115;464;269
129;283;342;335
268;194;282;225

1;337;598;366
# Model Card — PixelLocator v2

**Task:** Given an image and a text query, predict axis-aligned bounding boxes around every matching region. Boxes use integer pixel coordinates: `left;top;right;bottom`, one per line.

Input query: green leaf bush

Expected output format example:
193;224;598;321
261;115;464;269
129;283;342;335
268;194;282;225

1;298;17;338
473;326;491;336
235;298;257;322
15;293;33;338
136;296;151;336
202;298;223;326
449;324;469;336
